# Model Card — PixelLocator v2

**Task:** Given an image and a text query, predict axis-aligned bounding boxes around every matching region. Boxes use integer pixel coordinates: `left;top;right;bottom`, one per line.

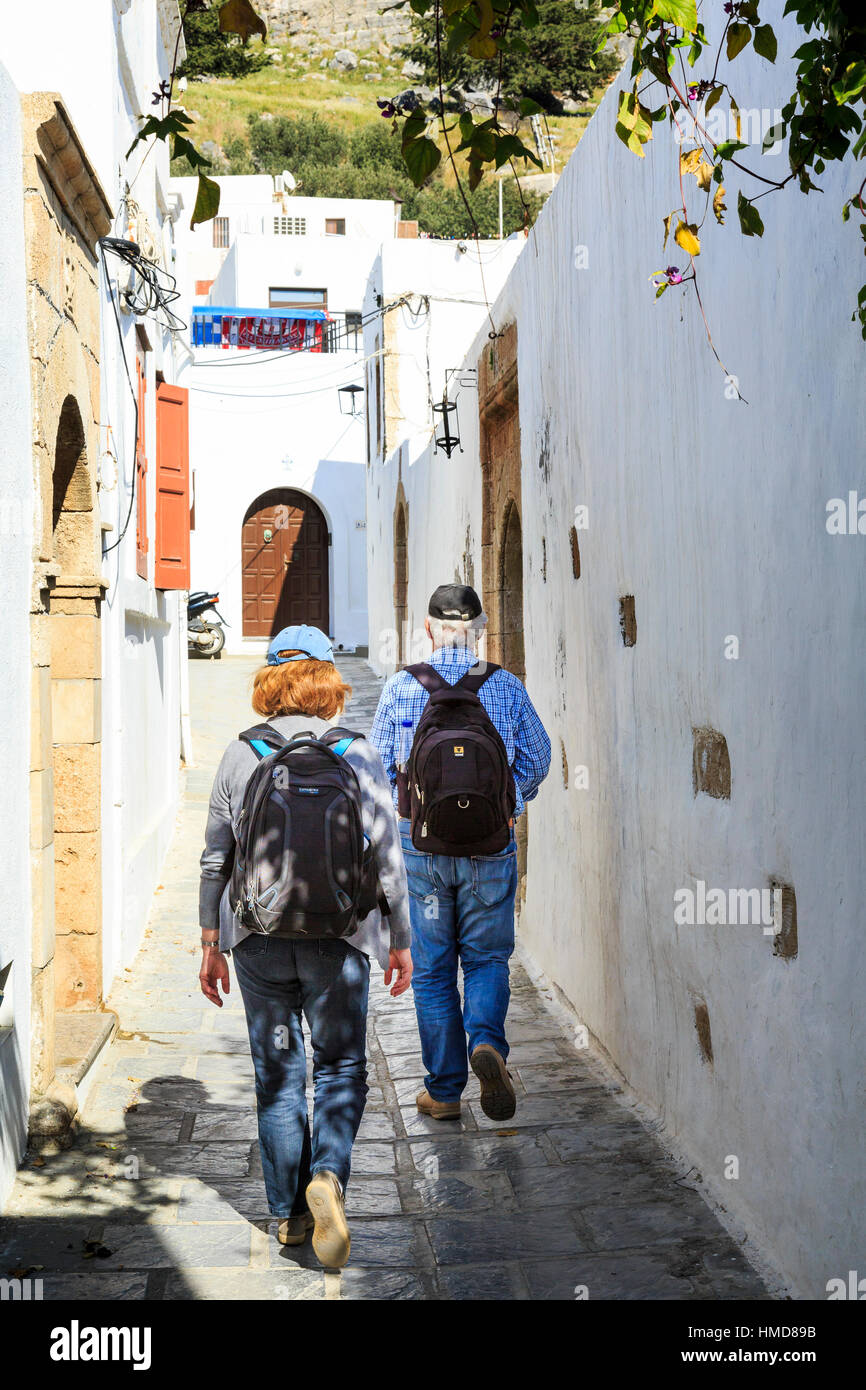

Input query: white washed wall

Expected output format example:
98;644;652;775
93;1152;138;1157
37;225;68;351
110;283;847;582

0;60;35;1208
364;238;523;674
182;347;369;653
95;0;186;991
366;4;866;1296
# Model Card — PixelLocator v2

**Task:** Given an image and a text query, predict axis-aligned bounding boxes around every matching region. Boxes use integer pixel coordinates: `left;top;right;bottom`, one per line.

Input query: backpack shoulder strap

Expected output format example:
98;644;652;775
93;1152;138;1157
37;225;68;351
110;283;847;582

456;661;500;695
405;662;450;694
238;724;289;761
320;726;365;757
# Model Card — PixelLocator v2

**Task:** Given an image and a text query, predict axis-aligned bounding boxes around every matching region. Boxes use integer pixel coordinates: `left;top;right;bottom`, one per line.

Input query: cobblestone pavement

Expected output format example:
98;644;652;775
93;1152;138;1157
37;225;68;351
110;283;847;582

0;656;771;1300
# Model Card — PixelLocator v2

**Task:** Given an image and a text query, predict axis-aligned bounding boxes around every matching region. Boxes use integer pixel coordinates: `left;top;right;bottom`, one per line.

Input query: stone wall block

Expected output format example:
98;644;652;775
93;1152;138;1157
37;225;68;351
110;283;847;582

53;743;100;832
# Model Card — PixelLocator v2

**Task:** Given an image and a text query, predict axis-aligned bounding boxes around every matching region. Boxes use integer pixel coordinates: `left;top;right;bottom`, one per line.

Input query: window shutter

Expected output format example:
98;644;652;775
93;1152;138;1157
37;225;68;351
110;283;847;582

154;382;191;590
135;357;148;578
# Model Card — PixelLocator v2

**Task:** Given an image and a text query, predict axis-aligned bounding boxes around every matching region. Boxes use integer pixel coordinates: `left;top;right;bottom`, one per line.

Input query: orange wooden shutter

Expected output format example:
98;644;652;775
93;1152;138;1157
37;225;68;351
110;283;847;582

135;357;148;578
154;382;191;590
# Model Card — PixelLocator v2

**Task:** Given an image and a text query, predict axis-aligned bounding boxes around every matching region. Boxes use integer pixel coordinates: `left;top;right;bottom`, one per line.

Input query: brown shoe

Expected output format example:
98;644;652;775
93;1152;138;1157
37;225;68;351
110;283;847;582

470;1044;516;1121
305;1170;351;1268
277;1211;313;1246
416;1089;461;1121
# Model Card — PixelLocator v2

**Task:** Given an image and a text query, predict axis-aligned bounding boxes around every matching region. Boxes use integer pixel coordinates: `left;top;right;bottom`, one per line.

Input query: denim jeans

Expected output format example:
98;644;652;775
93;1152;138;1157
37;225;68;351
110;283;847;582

399;818;518;1103
231;935;370;1215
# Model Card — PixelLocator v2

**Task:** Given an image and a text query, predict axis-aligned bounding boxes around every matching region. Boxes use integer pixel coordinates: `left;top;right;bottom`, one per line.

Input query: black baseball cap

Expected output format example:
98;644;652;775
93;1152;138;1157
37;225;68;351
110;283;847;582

428;583;483;620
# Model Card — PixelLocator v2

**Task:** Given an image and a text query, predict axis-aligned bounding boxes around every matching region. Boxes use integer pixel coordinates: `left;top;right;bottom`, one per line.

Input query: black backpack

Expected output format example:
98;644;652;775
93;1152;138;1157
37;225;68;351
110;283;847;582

402;663;516;856
229;725;386;938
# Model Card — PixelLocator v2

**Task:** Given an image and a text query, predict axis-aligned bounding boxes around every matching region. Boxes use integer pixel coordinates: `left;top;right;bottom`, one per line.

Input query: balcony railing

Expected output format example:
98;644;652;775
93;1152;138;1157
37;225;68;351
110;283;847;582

191;305;363;354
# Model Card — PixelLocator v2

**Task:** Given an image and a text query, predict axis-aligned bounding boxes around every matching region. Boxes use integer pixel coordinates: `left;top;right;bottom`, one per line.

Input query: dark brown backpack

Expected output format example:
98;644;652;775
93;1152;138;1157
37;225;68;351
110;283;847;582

402;663;516;856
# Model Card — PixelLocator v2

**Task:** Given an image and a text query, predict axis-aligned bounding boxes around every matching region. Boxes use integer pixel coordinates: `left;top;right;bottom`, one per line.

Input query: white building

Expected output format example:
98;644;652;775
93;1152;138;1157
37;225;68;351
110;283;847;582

170;176;404;655
364;8;866;1297
362;234;527;672
0;0;191;1199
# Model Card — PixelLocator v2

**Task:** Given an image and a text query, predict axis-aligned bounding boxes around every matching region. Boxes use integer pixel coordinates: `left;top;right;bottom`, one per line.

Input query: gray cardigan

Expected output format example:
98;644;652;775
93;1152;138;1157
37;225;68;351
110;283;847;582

199;713;411;969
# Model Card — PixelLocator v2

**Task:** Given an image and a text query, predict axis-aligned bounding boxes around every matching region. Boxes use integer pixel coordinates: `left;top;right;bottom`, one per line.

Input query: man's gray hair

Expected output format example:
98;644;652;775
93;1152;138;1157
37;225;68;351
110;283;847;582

428;612;488;650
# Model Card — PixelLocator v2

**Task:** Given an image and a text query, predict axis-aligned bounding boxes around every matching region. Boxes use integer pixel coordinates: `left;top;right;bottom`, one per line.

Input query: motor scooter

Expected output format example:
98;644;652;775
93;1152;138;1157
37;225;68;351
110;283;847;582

187;590;228;657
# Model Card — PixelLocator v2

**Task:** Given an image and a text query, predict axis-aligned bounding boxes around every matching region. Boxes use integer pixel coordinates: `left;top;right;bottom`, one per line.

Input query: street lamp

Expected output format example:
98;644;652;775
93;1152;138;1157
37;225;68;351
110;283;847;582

337;383;364;416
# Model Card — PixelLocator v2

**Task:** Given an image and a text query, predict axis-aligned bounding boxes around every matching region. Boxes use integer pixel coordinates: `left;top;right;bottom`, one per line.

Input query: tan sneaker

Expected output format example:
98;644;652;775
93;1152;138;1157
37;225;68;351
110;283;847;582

305;1170;351;1269
416;1089;462;1121
277;1211;314;1246
470;1044;516;1121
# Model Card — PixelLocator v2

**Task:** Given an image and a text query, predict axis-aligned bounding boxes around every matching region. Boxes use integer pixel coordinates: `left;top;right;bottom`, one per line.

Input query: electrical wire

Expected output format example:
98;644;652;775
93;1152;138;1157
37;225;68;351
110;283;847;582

100;236;186;333
99;242;139;557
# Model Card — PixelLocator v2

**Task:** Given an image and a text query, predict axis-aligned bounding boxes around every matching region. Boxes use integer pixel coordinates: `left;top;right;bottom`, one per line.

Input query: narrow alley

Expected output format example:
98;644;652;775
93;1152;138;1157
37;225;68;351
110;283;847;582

0;656;770;1301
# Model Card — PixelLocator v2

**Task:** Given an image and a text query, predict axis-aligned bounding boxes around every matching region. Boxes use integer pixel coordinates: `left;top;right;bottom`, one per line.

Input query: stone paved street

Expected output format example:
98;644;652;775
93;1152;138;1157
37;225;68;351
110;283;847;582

0;656;771;1300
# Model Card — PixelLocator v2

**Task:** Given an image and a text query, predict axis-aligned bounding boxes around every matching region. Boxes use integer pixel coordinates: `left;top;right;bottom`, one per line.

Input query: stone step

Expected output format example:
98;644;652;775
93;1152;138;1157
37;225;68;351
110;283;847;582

55;1008;119;1112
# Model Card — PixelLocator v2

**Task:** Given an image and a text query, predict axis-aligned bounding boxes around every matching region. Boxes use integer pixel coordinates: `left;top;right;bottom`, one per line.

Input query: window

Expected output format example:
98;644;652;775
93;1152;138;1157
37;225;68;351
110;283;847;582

154;383;191;590
213;217;230;248
269;287;328;312
325;218;346;236
273;216;307;236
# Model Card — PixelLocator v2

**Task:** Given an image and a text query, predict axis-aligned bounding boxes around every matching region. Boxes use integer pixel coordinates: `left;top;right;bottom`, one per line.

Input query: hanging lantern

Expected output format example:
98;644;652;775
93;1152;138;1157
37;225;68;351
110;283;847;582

433;394;461;457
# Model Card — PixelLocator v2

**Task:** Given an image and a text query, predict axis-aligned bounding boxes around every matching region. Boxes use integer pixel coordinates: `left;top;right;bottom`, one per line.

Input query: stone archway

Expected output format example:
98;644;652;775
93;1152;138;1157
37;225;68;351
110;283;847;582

478;323;529;904
393;485;409;667
49;395;104;1014
499;499;526;684
241;488;331;638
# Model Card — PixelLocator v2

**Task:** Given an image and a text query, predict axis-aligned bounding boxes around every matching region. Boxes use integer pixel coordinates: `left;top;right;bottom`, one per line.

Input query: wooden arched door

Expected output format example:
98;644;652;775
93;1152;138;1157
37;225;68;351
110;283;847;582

241;488;330;638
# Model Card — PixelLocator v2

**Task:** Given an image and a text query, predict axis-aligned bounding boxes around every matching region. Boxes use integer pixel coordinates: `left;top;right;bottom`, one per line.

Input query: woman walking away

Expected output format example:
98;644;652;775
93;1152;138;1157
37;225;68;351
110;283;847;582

198;625;413;1269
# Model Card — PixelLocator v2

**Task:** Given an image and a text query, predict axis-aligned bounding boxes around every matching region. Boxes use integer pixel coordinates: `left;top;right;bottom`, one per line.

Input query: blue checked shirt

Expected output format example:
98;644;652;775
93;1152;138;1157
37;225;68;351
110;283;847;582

369;646;551;819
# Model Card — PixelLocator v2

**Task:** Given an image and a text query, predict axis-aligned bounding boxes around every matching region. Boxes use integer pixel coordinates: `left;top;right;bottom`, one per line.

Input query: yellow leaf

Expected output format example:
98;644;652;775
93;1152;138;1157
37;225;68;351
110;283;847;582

713;185;727;225
663;211;675;249
674;221;701;256
218;0;266;43
696;160;713;192
679;148;703;176
730;96;741;140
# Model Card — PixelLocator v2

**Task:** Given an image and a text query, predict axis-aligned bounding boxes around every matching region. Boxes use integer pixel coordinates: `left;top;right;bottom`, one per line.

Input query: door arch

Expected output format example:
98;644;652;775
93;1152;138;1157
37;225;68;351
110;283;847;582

393;493;408;666
499;498;525;684
241;488;330;639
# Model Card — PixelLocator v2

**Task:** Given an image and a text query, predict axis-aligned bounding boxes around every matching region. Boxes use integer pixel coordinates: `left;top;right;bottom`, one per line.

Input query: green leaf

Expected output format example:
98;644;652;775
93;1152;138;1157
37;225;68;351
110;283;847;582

726;23;751;62
172;134;212;170
494;133;542;170
403;134;442;186
832;61;866;105
753;25;777;63
655;0;698;31
518;97;544;117
715;139;748;160
704;85;722;115
762;123;785;151
190;173;221;230
615;90;653;158
737;190;764;237
126;109;195;160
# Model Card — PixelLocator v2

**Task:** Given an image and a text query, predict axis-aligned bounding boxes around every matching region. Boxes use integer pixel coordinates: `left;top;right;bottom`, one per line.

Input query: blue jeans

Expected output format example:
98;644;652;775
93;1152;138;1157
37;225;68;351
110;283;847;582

231;935;370;1216
399;819;518;1103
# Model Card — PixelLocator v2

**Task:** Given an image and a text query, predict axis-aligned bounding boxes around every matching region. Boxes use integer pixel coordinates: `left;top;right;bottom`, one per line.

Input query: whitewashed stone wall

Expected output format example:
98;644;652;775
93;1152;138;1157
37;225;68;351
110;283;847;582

365;2;866;1296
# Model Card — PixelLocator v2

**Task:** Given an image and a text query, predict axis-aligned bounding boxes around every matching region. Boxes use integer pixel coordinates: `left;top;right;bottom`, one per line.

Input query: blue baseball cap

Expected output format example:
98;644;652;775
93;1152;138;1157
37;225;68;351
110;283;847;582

266;625;334;665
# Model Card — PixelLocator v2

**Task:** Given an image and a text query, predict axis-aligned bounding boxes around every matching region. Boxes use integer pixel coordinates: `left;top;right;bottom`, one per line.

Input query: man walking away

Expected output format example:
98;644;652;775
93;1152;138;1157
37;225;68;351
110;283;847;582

370;584;551;1122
